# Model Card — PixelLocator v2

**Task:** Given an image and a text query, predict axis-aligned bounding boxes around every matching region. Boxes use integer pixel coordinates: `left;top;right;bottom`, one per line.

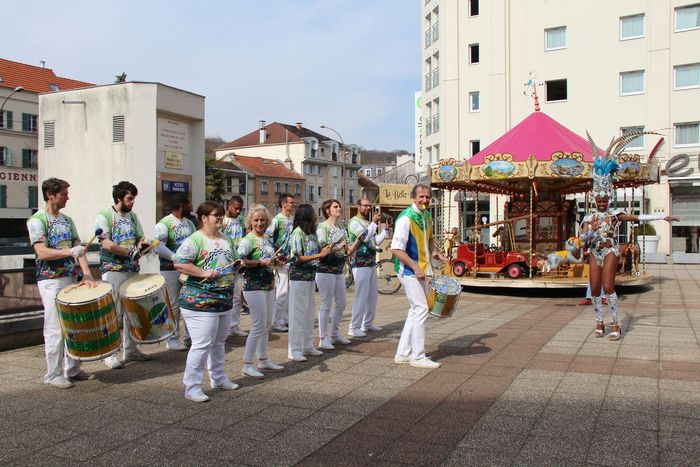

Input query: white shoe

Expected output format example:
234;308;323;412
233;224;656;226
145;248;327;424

394;355;411;365
257;359;285;372
362;324;383;332
124;349;152;361
272;324;288;332
288;353;307;362
104;354;124;369
303;348;323;357
242;364;265;379
211;380;239;390
319;337;335;350
185;391;210;403
348;328;366;338
409;357;441;369
228;327;249;337
48;376;74;389
166;340;188;351
331;335;351;345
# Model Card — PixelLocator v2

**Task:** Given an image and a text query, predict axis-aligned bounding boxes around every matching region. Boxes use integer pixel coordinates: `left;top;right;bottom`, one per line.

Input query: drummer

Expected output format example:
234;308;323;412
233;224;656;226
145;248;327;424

153;193;196;351
391;183;446;369
174;201;240;402
221;196;248;338
27;178;96;389
95;181;150;369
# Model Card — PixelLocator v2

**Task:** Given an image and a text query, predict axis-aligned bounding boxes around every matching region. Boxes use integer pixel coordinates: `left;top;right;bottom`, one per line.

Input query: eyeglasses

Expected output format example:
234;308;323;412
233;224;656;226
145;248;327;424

359;204;372;208
209;214;224;219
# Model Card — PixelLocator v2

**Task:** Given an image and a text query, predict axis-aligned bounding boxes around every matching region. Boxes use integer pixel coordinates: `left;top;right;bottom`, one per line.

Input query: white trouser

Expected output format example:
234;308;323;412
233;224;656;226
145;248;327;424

38;276;81;382
396;275;429;360
161;270;189;343
243;290;275;363
102;270;137;352
229;273;243;331
315;272;346;339
273;264;289;326
349;266;378;332
181;308;233;397
288;280;316;356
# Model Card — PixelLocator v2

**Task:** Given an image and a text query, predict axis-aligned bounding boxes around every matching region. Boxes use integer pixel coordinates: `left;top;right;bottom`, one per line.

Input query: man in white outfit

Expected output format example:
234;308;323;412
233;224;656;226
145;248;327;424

265;193;295;332
391;183;445;369
221;196;248;337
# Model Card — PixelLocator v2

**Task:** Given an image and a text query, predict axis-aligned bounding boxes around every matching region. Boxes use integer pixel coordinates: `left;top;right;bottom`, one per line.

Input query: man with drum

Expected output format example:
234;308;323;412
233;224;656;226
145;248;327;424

96;181;150;369
28;178;97;388
153;193;196;351
265;193;295;332
221;196;248;337
391;183;445;369
347;197;391;337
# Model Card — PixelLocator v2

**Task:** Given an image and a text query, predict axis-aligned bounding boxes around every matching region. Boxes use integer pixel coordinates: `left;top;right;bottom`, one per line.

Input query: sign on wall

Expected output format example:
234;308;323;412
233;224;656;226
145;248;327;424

165;152;183;170
665;153;699;178
379;183;413;206
162;180;189;193
158;118;189;153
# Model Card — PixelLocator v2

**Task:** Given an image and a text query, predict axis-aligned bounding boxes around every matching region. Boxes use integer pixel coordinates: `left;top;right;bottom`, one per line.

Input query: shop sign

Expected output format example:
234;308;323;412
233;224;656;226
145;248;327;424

162;180;189;193
0;169;37;182
665;153;699;177
165;152;183;170
379;183;413;205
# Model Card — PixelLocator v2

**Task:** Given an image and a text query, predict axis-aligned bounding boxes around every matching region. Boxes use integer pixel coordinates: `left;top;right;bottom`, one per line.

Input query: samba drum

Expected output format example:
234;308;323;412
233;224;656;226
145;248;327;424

426;275;461;318
55;281;121;361
119;274;175;344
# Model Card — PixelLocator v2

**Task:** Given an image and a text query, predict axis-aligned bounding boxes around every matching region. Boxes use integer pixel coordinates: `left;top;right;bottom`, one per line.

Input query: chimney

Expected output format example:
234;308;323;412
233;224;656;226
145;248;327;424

259;120;267;144
40;61;46;68
295;122;303;131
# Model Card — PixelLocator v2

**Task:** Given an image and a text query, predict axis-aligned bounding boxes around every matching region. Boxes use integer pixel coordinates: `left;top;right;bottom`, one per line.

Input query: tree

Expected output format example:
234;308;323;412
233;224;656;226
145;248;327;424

204;136;227;202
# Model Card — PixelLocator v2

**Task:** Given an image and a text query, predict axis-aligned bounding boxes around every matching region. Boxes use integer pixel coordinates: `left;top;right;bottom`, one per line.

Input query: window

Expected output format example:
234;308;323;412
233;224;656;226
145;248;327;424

318;186;323;197
0;110;12;129
675;122;700;147
675;4;700;31
432;54;439;88
48;83;59;91
434;144;440;162
22;113;38;132
433;99;440;132
364;168;371;176
470;140;481;156
621;126;645;150
332;167;339;177
675;63;700;89
469;91;480;112
22;149;38;169
349;189;355;202
469;43;480;64
113;115;125;142
274;182;281;195
620;70;645;95
426;147;433;165
469;0;479;17
376;168;383;176
425;58;432;91
425;102;433;135
545;26;566;50
308;185;315;202
294;183;301;195
425;14;432;48
28;186;38;209
620;14;644;40
261;181;268;195
0;147;7;166
545;79;567;102
305;164;313;175
432;8;439;43
0;185;6;208
43;122;55;148
284;183;289;193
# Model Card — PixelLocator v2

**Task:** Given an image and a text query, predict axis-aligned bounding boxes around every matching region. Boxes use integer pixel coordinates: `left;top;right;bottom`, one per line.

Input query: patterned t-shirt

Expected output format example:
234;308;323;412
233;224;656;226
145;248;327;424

289;227;320;282
96;208;144;273
237;233;276;291
27;210;80;281
348;216;375;268
154;214;196;271
221;215;245;247
316;221;347;275
265;213;293;256
174;231;238;312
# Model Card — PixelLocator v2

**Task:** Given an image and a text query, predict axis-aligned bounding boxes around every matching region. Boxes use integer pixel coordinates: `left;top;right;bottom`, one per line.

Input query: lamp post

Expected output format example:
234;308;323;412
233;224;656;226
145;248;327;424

0;86;24;128
320;124;348;221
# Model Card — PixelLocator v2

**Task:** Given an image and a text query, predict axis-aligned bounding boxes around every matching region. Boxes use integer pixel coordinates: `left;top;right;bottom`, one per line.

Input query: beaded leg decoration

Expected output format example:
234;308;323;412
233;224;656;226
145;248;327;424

606;292;619;323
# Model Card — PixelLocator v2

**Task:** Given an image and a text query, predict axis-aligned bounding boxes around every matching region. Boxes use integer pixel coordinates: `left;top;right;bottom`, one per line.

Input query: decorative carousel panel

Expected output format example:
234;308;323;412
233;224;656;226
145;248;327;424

549;152;586;178
617;153;642;180
482;153;517;179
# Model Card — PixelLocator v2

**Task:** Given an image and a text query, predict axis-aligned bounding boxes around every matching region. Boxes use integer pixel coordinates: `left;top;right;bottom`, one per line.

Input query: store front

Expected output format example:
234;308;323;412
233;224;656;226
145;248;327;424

666;152;700;263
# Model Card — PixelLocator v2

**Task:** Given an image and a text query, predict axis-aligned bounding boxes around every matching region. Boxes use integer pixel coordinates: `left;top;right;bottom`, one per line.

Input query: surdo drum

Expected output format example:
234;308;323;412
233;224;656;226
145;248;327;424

119;274;175;344
426;275;461;318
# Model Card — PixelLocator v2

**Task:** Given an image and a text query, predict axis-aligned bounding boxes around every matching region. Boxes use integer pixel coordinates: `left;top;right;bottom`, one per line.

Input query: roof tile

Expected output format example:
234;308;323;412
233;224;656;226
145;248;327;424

0;58;93;93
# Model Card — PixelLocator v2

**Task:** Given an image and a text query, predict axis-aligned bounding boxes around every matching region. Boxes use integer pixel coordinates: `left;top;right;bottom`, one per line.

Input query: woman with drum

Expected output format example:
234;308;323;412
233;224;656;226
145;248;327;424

316;199;362;350
287;204;332;361
174;201;240;402
237;205;286;379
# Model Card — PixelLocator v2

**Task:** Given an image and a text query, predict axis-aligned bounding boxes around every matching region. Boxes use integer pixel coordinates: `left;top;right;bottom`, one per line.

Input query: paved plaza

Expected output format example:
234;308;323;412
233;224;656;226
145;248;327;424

1;264;699;466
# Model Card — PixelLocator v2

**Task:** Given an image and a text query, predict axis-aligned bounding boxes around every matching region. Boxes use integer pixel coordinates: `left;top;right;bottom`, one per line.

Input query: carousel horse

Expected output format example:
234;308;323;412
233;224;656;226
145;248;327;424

540;237;583;273
619;228;640;275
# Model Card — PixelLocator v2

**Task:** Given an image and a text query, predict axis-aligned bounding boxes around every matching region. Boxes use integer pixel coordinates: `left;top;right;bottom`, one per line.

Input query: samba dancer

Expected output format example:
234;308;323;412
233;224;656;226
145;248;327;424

347;197;391;338
221;196;248;337
239;205;286;379
582;131;678;340
153;194;195;351
391;183;445;368
96;181;150;369
27;178;96;389
174;202;240;402
316;199;362;349
287;204;332;361
266;193;295;332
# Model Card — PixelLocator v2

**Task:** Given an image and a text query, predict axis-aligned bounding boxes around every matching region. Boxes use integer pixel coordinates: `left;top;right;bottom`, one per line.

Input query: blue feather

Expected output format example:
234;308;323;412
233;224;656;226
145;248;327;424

594;158;619;176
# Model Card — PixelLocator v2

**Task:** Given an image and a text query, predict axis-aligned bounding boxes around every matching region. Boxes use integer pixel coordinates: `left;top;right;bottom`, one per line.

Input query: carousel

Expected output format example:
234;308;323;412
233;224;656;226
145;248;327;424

429;102;661;289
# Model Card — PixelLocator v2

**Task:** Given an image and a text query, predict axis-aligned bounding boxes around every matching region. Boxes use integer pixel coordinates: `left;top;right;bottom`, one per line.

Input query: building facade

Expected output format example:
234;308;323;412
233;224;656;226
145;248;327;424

420;0;700;257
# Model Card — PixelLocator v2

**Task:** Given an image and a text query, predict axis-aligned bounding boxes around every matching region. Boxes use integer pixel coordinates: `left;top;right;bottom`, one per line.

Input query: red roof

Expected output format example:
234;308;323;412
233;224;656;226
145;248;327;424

0;58;94;93
358;172;379;189
230;155;304;180
219;122;334;150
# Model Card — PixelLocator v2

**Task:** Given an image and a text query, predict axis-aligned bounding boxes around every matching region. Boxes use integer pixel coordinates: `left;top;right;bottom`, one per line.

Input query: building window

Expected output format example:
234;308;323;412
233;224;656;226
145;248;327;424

621;126;645;150
28;186;38;209
0;185;6;208
0;110;12;129
432;8;439;43
332;167;339;177
432;56;440;88
349;189;355;202
469;0;479;17
22;149;38;169
545;79;567;102
425;14;432;48
469;43;480;64
305;164;312;175
294;183;301;195
308;185;314;202
675;122;700;147
364;168;371;177
274;182;281;195
318;186;322;197
433;99;440;132
284;183;289;193
261;181;268;195
376;168;383;176
113;115;125;143
43;122;55;148
425;102;433;135
425;58;432;91
675;4;700;32
620;70;645;95
470;140;481;156
434;144;440;162
0;147;7;166
22;113;38;132
469;91;480;112
620;14;644;40
674;63;700;90
545;26;567;50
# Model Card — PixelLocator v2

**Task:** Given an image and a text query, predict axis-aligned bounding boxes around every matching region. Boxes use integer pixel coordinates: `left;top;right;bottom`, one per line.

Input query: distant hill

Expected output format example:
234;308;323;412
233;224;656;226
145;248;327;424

360;148;411;165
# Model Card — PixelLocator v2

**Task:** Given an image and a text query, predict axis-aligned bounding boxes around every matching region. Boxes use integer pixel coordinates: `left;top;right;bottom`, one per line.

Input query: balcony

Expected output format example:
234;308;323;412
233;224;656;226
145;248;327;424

425;29;432;48
433;114;440;133
425;72;432;91
432;22;439;42
426;119;433;136
432;67;439;88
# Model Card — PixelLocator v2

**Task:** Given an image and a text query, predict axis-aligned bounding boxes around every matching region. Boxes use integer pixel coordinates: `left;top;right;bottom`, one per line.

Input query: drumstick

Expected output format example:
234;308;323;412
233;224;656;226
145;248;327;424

83;228;104;249
139;239;160;256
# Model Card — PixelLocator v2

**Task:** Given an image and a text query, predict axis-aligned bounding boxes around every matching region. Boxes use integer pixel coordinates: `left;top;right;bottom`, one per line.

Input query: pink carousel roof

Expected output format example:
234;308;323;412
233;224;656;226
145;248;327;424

469;111;597;165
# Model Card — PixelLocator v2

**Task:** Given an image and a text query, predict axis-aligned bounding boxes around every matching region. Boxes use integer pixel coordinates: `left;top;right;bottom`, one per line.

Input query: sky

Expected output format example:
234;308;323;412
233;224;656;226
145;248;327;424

4;0;420;152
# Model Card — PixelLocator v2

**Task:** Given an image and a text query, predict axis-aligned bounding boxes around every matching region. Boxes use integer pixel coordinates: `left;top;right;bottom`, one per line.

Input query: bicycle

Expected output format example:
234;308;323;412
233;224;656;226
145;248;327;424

343;249;402;294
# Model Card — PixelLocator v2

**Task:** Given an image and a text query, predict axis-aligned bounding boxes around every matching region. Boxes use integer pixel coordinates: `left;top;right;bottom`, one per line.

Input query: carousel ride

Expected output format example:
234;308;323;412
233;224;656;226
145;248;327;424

429;101;660;289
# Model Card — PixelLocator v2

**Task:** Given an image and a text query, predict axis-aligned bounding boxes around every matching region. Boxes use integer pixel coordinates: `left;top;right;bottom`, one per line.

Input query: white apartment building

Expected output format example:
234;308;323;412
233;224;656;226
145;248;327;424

421;0;700;258
216;121;361;219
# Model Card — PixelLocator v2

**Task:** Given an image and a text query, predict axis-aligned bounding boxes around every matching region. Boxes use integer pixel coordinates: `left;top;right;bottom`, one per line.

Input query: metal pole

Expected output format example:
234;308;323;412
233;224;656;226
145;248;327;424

0;87;25;125
529;183;534;279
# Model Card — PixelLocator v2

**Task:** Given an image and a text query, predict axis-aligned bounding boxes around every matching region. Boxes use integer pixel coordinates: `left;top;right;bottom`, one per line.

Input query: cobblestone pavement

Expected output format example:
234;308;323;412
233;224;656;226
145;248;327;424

0;264;698;466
